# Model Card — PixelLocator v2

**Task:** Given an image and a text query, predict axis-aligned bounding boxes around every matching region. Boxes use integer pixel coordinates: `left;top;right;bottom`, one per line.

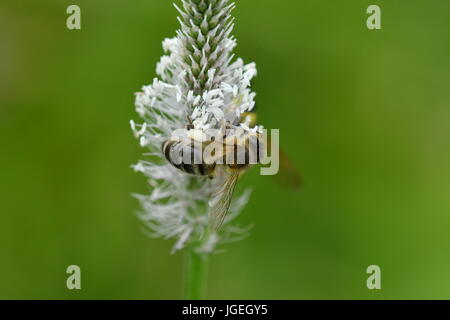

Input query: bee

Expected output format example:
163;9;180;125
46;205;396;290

162;113;264;231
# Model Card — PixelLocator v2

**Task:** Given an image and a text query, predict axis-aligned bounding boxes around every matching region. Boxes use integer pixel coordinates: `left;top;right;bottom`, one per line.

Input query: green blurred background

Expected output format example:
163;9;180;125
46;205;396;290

1;0;450;299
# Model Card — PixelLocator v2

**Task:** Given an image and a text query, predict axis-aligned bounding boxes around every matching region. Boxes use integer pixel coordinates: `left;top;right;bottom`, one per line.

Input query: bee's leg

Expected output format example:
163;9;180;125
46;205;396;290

219;121;232;140
186;115;194;130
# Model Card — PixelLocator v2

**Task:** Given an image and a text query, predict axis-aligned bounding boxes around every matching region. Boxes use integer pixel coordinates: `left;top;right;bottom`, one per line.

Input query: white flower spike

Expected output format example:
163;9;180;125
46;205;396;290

131;0;258;253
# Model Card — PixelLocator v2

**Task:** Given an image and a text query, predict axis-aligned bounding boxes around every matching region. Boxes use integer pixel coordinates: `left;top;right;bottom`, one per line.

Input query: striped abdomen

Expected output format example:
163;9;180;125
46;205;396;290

162;139;216;176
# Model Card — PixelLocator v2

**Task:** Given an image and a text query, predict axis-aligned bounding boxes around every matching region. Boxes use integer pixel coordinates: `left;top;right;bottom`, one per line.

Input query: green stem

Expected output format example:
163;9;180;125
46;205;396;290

184;248;209;300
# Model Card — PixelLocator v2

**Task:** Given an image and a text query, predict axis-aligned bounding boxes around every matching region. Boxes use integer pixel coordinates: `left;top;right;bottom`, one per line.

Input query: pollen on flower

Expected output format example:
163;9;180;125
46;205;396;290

131;0;258;253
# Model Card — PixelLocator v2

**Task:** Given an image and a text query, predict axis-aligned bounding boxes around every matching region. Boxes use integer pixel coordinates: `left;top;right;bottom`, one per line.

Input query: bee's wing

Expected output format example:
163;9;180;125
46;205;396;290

276;149;302;189
209;170;240;231
265;134;302;190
